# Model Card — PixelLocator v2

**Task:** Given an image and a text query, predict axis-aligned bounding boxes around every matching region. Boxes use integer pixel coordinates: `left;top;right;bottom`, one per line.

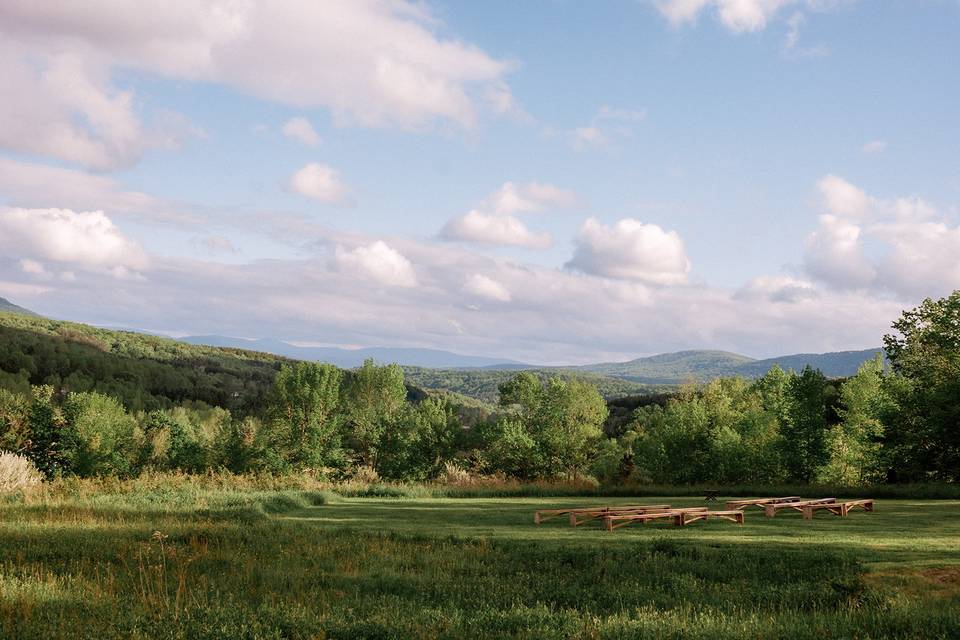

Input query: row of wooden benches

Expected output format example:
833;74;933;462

533;497;874;531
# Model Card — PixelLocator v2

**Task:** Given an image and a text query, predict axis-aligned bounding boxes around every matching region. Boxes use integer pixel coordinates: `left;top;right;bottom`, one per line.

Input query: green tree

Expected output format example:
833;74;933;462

819;356;891;485
377;397;461;481
882;291;960;480
492;374;607;479
342;359;406;467
268;362;343;469
26;385;71;478
782;366;829;483
63;392;138;477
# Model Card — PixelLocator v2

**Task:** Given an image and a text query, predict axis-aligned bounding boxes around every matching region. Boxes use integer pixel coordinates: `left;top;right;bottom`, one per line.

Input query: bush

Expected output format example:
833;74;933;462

0;450;43;492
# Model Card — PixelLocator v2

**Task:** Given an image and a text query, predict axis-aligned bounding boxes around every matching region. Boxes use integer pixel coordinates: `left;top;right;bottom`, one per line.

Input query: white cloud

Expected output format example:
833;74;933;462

0;45;201;170
282;117;321;146
803;214;876;289
804;175;960;298
566;218;691;285
463;274;511;302
485;181;578;216
0;207;148;276
861;140;887;155
651;1;849;34
818;174;870;218
288;163;351;204
871;220;960;299
331;240;417;287
441;210;552;249
736;275;818;303
0;0;514;143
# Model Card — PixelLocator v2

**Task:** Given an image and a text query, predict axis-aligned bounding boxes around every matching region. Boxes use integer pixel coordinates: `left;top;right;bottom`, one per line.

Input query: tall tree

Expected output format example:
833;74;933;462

342;359;406;467
782;366;829;483
268;362;342;469
819;356;890;484
883;291;960;480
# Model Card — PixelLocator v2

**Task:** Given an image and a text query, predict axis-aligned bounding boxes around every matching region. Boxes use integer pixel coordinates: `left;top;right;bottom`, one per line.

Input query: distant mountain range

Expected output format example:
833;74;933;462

577;348;885;383
180;335;525;369
0;297;36;316
0;296;883;382
183;334;883;382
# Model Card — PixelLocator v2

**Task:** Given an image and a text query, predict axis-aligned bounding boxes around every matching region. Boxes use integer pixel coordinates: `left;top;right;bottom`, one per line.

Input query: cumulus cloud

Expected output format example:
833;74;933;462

803;214;876;289
441;210;552;249
288;163;351;204
282;117;321;146
463;274;511;302
566;218;691;285
0;207;148;276
0;0;514;149
440;181;577;249
803;174;960;298
818;174;870;218
331;241;417;287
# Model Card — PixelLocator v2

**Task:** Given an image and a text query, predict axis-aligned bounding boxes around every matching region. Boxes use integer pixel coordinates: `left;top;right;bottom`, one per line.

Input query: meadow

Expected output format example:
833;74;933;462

1;480;959;639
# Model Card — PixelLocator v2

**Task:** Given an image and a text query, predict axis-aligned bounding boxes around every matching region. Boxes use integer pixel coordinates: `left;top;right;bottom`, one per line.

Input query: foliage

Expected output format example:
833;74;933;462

341;359;406;467
266;362;343;470
883;292;960;481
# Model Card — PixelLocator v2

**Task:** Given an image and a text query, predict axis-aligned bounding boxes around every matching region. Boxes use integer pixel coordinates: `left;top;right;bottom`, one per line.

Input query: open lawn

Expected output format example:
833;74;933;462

1;488;959;639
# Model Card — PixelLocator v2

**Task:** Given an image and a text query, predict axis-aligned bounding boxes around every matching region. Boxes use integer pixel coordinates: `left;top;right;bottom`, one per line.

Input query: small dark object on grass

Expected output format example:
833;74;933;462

704;490;719;502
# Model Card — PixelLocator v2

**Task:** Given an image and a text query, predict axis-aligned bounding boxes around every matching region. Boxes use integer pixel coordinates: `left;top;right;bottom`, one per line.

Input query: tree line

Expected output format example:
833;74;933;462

1;292;958;484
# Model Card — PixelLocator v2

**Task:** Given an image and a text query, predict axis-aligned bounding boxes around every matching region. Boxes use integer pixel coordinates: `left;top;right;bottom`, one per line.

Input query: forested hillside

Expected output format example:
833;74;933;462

0;312;285;414
579;348;884;382
1;292;958;484
402;366;658;403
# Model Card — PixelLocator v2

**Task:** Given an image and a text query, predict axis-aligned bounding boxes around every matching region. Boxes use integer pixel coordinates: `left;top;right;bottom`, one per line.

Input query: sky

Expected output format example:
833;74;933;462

0;0;958;365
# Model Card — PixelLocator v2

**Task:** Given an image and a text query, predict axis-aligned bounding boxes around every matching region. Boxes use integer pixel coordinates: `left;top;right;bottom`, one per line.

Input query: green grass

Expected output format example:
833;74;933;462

1;485;959;639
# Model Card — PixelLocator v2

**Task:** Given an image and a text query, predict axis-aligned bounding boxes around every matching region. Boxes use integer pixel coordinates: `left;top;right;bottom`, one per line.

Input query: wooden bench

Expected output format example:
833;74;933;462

676;510;744;526
802;499;874;520
764;498;835;518
604;508;708;532
725;496;801;510
534;504;670;525
568;504;672;527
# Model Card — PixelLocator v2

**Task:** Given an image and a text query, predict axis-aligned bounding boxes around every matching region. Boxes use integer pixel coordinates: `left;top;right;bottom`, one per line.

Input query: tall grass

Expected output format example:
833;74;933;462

1;482;958;639
0;451;42;493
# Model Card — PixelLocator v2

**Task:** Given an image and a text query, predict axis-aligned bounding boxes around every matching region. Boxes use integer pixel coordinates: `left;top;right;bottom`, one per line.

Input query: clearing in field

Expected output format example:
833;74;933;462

1;489;959;639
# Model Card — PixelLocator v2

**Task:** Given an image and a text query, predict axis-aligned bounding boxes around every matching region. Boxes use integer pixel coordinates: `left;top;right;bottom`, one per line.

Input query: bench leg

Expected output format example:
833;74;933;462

803;506;813;520
765;505;776;518
534;512;541;525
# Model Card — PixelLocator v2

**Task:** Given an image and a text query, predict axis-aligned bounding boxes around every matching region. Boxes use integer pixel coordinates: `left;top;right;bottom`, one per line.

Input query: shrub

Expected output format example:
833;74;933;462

0;450;43;492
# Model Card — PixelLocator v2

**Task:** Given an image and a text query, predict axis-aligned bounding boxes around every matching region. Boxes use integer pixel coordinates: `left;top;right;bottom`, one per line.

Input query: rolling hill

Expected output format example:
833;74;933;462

181;335;526;369
0;297;36;316
579;348;884;383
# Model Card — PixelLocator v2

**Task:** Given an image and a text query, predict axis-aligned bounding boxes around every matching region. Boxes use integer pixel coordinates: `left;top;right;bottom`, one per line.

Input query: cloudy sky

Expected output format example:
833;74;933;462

0;0;957;364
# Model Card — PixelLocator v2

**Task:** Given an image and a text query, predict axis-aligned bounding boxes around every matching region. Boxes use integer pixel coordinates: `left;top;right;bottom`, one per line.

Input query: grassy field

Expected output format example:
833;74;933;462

1;484;959;639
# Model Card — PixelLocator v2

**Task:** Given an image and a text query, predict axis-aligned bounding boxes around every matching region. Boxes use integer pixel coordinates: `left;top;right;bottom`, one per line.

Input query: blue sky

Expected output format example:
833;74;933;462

0;0;957;364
